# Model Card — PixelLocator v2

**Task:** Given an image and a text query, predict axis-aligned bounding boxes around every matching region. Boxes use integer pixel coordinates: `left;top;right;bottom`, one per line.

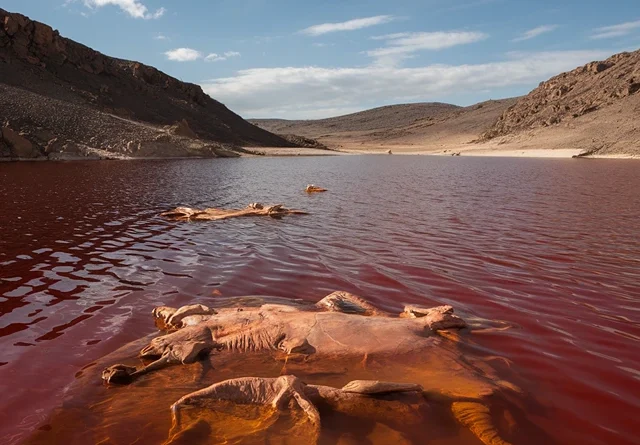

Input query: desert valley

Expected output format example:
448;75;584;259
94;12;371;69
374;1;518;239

1;4;640;445
1;7;639;160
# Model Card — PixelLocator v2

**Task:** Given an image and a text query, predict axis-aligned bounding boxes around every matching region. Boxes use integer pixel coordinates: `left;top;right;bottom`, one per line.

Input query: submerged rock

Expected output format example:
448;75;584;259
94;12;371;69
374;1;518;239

305;184;327;193
26;293;555;445
160;203;307;221
93;291;520;445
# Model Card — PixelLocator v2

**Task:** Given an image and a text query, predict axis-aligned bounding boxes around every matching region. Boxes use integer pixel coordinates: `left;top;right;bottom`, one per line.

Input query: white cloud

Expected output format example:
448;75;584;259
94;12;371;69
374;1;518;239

147;7;166;19
154;33;168;40
300;15;395;36
367;31;488;65
512;25;558;42
370;32;411;40
592;20;640;39
201;49;612;118
205;51;241;62
82;0;165;19
164;48;240;62
165;48;202;62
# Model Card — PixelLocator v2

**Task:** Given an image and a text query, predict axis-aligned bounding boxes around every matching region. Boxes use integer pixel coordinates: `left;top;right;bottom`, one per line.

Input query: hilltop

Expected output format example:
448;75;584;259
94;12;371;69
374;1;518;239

480;50;640;157
0;8;296;160
251;99;517;153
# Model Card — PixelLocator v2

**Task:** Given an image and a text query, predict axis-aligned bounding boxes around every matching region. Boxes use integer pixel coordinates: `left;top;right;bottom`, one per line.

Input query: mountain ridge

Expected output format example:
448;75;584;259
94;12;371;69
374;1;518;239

252;49;640;157
251;99;517;152
0;8;294;160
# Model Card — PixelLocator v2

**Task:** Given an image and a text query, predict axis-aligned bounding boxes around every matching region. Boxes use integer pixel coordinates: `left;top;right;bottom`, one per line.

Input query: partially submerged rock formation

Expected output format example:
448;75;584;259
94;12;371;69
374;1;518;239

305;184;327;193
97;291;518;445
26;293;553;445
160;203;307;221
0;8;296;160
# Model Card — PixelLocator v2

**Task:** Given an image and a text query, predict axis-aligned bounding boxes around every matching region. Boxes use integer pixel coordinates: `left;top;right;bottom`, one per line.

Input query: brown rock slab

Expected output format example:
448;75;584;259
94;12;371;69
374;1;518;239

2;126;40;158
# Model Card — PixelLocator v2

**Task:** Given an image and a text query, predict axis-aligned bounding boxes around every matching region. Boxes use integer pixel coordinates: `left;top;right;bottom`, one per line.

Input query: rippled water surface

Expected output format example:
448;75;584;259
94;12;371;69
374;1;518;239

1;156;639;444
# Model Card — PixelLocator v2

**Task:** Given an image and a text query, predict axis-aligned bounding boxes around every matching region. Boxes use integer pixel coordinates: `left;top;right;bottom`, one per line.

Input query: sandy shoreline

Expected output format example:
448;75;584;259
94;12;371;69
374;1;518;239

2;145;638;161
330;136;640;159
331;145;640;159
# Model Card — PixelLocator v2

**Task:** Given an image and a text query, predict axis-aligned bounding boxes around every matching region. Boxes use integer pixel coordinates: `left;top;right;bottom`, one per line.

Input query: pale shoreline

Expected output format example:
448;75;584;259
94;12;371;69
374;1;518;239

2;146;639;161
254;144;640;159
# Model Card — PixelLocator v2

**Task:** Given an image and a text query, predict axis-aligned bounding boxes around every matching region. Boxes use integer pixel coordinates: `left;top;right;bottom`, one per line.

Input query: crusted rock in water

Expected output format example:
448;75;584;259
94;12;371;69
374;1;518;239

305;184;328;193
95;291;520;445
160;203;308;221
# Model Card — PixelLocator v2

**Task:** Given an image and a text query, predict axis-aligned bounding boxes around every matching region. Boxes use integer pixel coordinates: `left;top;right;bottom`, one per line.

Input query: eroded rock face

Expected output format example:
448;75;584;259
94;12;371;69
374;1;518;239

483;50;640;139
0;138;10;158
170;119;198;139
1;125;42;158
0;7;297;160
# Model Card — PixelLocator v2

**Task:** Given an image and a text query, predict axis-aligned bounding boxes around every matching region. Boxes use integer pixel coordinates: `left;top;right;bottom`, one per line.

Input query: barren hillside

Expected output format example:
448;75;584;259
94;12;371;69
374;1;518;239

251;99;516;152
0;8;294;160
251;102;460;134
253;49;640;157
479;49;640;156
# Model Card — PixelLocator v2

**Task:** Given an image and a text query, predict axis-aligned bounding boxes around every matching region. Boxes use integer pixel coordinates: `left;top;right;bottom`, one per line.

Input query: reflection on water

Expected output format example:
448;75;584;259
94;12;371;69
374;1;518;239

1;156;639;445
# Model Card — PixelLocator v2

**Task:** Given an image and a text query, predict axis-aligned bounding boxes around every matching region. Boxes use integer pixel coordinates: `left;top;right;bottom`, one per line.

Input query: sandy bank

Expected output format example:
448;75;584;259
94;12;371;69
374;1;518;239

337;139;640;159
241;146;342;156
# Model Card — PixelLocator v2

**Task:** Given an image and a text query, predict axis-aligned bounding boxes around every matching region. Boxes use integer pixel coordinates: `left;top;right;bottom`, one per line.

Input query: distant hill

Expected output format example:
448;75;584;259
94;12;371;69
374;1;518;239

251;102;460;134
0;8;294;160
481;49;640;156
251;100;516;151
253;49;640;157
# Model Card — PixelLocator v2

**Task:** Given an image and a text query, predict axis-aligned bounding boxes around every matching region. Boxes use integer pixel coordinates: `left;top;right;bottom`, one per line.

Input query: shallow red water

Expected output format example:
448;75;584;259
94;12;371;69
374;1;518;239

0;156;639;444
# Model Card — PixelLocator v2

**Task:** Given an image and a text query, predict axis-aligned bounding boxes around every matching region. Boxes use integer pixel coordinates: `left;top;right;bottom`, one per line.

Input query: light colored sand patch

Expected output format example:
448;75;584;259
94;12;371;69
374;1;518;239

242;146;342;156
458;148;582;158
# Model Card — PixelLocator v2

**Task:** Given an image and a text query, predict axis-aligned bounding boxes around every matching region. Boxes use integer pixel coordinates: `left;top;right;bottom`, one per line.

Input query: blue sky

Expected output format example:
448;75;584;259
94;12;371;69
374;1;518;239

3;0;640;118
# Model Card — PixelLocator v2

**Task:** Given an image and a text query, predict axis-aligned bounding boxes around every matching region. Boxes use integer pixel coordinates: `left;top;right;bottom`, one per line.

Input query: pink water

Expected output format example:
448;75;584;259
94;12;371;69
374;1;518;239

0;156;639;444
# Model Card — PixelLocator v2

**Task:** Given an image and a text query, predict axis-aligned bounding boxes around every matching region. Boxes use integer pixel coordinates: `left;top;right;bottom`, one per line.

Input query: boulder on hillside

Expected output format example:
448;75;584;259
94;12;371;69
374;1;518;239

170;119;198;139
482;50;640;140
1;125;42;158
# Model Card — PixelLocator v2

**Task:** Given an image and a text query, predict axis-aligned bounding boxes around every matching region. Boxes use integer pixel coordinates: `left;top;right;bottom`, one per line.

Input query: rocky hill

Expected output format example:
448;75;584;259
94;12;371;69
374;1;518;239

0;8;294;160
253;49;640;157
481;50;640;156
251;99;516;152
252;102;460;135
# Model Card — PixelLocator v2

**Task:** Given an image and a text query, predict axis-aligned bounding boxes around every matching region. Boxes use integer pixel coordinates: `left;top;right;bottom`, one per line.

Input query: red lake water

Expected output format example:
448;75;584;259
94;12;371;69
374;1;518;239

0;156;639;444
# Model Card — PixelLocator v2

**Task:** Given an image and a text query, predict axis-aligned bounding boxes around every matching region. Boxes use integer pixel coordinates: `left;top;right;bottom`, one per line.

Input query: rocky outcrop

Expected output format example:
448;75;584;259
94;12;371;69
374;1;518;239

483;50;640;139
169;119;198;139
1;125;40;158
279;134;330;150
0;7;295;160
0;83;240;160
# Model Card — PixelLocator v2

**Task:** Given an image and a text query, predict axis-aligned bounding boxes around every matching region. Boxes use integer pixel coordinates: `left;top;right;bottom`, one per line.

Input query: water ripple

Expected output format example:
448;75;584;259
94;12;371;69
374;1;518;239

0;157;639;445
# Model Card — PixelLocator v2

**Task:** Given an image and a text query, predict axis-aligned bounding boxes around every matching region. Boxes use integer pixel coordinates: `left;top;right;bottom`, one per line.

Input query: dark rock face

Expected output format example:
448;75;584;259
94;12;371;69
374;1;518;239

279;134;330;150
1;125;40;158
0;8;293;160
483;50;640;139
